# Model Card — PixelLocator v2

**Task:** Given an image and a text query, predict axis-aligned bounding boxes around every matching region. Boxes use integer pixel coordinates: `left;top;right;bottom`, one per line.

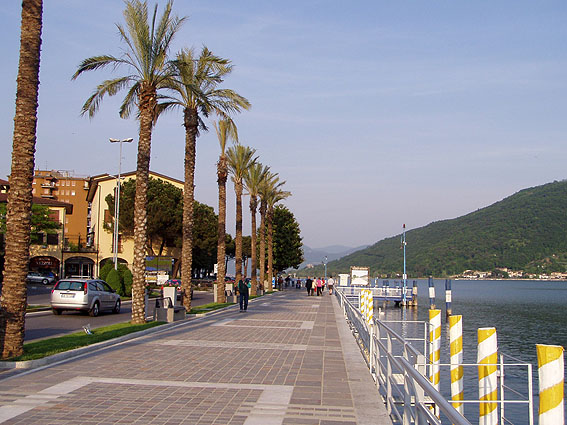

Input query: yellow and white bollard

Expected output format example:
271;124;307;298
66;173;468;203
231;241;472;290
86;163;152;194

537;344;564;425
366;289;373;324
429;309;441;390
449;315;464;415
360;290;366;320
478;327;498;425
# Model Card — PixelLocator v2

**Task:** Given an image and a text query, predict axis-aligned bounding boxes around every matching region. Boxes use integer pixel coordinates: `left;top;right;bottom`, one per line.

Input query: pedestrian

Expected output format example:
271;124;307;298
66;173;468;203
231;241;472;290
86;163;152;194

306;277;313;296
316;278;322;296
277;275;283;290
327;275;335;295
285;275;291;287
238;279;249;312
296;278;301;289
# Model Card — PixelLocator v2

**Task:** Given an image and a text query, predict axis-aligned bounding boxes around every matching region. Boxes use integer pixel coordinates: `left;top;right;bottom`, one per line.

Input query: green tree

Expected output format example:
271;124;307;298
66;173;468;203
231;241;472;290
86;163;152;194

72;0;186;324
227;145;257;282
1;0;43;359
272;205;303;272
1;204;61;236
99;261;114;281
191;201;218;277
106;178;183;255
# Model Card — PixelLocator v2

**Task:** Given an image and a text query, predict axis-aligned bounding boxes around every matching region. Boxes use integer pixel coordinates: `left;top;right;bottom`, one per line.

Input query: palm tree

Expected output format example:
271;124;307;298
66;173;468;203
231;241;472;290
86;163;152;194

265;185;291;286
214;118;239;303
1;0;43;359
257;172;282;291
72;0;186;323
227;145;257;283
243;163;269;295
160;47;250;311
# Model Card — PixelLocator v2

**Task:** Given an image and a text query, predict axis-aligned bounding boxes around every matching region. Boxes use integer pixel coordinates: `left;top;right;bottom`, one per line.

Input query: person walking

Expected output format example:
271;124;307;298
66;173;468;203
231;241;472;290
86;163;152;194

306;277;313;296
327;275;335;295
238;279;249;312
316;278;323;296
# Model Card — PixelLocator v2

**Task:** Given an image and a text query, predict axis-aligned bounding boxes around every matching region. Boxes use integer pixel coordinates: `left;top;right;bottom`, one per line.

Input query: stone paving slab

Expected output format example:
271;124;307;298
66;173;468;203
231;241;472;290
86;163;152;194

0;290;391;424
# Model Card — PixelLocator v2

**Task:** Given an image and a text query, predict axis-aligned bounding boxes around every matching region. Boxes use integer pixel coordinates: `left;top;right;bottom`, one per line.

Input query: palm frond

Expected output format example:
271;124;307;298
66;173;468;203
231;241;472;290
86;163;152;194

81;76;133;118
72;55;127;80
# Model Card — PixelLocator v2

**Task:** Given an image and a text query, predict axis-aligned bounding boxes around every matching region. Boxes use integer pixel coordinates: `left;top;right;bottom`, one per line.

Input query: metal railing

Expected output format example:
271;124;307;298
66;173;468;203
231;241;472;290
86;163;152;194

336;288;472;425
336;288;534;425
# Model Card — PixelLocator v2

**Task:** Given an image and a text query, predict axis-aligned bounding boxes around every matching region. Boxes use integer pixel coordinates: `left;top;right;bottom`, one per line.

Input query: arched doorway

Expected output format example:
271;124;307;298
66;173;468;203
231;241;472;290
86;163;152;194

64;257;95;278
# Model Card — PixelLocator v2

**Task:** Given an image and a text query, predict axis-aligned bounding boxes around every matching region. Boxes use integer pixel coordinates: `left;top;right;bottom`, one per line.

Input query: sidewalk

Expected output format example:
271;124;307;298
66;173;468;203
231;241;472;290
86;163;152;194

0;289;391;424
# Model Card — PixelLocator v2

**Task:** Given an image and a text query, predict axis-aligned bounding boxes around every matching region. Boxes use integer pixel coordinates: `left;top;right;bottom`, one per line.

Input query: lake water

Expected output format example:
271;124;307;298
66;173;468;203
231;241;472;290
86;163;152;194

371;279;567;424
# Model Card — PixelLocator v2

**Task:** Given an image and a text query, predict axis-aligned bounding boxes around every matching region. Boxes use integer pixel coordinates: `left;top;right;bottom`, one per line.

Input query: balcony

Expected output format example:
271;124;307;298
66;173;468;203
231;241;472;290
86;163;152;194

63;234;98;253
41;182;56;188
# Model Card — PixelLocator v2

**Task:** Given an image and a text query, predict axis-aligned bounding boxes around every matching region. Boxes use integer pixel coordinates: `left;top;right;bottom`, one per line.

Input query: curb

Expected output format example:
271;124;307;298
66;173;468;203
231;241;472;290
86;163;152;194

0;292;276;371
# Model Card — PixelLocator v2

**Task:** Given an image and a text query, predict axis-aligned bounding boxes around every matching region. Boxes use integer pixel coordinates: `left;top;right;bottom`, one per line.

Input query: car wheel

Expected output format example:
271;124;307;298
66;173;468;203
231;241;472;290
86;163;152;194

113;300;121;314
89;302;100;317
52;308;62;315
42;279;49;285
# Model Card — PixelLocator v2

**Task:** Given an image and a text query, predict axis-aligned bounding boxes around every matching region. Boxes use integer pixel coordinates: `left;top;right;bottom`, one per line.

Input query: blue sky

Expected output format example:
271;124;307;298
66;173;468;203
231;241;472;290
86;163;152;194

2;1;567;248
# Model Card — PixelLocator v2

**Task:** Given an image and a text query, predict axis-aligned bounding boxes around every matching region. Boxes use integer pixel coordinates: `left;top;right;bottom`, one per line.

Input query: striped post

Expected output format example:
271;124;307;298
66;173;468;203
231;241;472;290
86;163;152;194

366;289;373;324
429;309;441;391
428;276;436;309
478;327;498;425
445;279;452;317
449;315;464;415
537;344;564;425
360;290;366;320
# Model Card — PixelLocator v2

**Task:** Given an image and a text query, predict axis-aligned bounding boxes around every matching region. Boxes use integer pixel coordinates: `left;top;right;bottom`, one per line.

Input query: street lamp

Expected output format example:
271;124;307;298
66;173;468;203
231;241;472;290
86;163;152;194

323;256;328;281
109;137;133;269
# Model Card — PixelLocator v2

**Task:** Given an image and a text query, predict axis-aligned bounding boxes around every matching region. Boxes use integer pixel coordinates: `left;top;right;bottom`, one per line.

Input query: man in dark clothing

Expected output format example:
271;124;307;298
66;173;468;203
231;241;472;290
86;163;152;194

238;279;249;312
306;277;313;296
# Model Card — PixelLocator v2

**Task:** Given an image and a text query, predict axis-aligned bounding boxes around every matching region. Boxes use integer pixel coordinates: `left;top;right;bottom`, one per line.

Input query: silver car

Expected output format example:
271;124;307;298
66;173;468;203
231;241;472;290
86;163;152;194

26;271;57;285
51;278;121;317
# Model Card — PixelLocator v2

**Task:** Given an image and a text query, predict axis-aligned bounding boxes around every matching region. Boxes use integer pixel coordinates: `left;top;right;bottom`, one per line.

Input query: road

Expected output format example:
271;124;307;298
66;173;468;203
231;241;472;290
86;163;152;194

24;285;213;342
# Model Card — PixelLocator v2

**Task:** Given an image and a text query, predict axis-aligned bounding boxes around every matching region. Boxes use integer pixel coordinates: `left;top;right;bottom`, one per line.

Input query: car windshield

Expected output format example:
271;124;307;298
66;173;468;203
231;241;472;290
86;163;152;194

55;281;85;291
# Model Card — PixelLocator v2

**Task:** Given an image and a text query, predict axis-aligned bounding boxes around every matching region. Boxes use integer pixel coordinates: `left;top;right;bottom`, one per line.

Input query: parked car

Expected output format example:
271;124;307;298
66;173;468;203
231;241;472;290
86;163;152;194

161;279;193;300
26;271;57;285
50;278;121;317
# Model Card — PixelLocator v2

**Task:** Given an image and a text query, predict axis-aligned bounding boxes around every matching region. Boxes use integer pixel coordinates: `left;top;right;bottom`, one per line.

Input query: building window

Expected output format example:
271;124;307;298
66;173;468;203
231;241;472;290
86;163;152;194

72;181;76;187
31;233;44;245
46;233;59;245
71;191;75;196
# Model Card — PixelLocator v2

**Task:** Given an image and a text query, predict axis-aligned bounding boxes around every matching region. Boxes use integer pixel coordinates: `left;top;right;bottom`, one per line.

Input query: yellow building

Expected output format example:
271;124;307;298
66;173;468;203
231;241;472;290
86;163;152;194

0;186;72;278
86;171;184;277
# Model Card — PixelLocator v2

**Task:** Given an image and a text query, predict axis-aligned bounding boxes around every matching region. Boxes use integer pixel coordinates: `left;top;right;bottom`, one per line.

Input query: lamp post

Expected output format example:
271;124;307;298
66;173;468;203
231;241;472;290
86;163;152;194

109;137;133;269
323;256;327;281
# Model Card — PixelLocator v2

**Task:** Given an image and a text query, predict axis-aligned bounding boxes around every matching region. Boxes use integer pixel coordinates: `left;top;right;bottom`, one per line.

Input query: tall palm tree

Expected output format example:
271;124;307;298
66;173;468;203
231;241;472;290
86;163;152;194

72;0;185;323
265;185;291;286
1;0;43;359
227;145;257;283
243;163;269;295
160;47;250;311
214;118;239;303
257;172;281;291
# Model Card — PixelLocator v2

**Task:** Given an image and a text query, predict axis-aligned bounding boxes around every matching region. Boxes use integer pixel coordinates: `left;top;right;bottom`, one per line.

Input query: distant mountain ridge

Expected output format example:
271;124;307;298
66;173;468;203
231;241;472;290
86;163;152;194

301;180;567;277
300;244;369;268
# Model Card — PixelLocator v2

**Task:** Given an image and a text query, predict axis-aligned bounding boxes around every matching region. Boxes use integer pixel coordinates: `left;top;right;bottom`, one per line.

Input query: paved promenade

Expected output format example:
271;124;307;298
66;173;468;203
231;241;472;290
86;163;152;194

0;289;391;424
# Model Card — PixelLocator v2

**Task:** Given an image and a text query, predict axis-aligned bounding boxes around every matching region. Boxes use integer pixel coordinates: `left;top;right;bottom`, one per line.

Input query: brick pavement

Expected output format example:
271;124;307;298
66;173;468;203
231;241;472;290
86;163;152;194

0;289;391;425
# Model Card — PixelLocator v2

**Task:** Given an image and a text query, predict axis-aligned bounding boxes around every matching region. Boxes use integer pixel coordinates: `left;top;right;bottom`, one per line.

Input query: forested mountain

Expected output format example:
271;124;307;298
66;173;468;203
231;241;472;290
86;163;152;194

306;180;567;277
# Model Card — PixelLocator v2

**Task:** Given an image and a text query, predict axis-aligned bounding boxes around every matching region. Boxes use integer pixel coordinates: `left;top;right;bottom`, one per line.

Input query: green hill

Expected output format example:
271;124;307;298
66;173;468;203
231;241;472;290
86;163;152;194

305;180;567;277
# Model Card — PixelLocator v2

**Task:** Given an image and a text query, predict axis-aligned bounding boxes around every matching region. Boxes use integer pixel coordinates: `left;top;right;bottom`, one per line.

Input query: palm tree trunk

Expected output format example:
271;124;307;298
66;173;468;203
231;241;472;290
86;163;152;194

0;0;43;359
131;83;156;324
234;181;243;282
267;206;274;288
249;197;257;295
216;157;227;303
181;107;197;311
259;201;267;291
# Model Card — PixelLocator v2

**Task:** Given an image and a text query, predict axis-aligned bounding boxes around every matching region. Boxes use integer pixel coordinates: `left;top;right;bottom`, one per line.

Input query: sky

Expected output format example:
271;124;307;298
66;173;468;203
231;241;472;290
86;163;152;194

2;1;567;249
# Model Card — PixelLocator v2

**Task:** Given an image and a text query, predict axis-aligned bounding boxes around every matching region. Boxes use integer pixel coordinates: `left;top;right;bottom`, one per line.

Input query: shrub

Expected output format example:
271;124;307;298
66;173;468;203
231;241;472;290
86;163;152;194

99;262;114;281
122;268;133;297
106;268;124;296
